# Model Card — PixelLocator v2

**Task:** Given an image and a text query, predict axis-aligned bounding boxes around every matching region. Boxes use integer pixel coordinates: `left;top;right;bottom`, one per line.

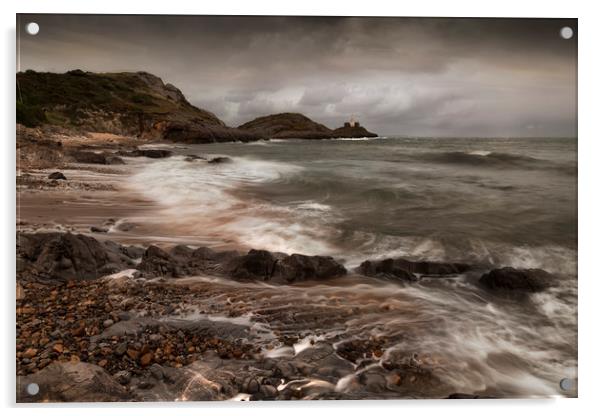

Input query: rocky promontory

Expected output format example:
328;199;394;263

17;70;262;143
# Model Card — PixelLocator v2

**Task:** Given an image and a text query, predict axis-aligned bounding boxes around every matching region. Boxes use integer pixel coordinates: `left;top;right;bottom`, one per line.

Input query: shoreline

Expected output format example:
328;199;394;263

15;126;577;402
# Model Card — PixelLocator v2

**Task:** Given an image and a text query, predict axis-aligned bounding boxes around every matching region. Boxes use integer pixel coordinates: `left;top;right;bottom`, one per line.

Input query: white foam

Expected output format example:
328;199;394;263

468;150;492;156
126;155;339;255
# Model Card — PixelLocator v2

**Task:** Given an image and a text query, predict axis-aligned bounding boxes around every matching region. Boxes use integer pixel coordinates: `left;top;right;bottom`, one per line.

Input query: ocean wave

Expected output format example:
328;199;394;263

126;155;340;255
416;151;575;174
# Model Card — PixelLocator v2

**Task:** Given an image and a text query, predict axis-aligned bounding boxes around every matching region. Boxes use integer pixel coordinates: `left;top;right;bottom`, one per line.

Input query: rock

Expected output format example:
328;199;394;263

140;352;154;367
138;380;155;389
356;257;470;282
118;312;132;321
258;384;278;399
148;363;164;380
17;232;136;281
22;348;37;359
126;348;139;360
137;246;182;277
103;319;114;328
113;370;131;385
115;342;127;356
224;250;346;283
356;258;418;282
48;171;67;180
70;151;124;165
184;154;205;162
242;377;261;394
16;282;25;300
479;267;553;294
274;253;347;283
91;226;109;233
208;156;232;164
224;249;278;281
117;149;172;159
332;124;378;138
105;155;125;165
17;362;131;402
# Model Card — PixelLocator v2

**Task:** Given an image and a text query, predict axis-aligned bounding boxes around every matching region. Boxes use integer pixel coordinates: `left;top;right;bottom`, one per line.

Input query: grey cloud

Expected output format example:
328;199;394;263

18;14;577;137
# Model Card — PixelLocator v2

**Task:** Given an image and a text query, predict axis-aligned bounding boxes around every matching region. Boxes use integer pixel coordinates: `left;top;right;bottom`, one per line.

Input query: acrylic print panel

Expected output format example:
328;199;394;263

15;14;577;402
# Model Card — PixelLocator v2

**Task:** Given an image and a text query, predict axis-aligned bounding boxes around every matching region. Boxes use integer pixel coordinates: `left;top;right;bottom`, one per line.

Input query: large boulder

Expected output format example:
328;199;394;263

17;232;137;281
356;258;470;283
17;362;132;402
479;267;554;294
273;253;347;283
137;245;183;278
223;250;347;283
224;249;280;281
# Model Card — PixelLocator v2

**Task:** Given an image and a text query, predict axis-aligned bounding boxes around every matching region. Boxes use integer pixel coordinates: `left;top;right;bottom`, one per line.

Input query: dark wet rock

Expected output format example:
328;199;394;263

241;376;261;394
90;226;109;233
105;155;126;165
208;156;233;164
130;360;236;401
335;338;385;364
356;257;470;282
70;151;124;165
48;171;67;180
479;267;553;294
356;259;418;282
113;370;132;385
258;384;278;400
184;154;205;162
16;232;137;281
224;249;279;281
116;149;172;159
291;343;354;382
17;362;132;402
137;245;183;278
114;222;137;232
274;253;347;283
224;250;346;283
149;363;165;380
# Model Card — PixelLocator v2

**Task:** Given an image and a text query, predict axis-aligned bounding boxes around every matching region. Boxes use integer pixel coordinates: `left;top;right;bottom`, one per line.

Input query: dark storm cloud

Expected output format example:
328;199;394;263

18;14;577;136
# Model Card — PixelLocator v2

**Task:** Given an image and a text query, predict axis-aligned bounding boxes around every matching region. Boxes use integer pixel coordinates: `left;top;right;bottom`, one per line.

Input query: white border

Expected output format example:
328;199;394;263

2;1;601;415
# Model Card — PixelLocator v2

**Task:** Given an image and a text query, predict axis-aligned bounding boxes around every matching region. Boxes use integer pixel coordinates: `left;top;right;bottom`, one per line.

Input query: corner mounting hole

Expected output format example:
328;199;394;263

26;382;39;395
560;26;573;40
26;22;40;36
559;378;574;391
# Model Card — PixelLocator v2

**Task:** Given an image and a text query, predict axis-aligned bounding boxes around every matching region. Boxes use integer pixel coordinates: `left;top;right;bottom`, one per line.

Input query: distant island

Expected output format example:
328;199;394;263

238;113;377;140
16;70;378;142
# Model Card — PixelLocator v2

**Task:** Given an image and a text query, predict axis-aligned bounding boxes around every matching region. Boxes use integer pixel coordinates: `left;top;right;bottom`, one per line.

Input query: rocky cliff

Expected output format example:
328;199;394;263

16;70;262;143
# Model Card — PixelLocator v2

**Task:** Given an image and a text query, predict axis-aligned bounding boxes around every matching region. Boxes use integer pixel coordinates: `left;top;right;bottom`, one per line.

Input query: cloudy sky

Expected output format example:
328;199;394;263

18;15;577;137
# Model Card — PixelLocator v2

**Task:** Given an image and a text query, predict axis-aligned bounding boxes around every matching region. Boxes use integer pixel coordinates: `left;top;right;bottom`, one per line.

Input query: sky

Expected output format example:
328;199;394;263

18;14;577;137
